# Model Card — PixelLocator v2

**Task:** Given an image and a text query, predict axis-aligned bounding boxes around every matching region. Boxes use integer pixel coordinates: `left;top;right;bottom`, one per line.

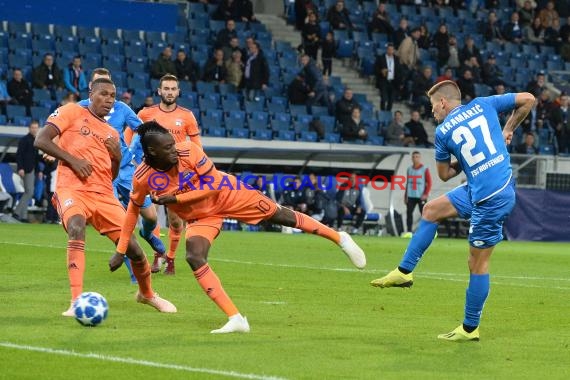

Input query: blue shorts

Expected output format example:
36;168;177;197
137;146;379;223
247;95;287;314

113;183;152;209
446;180;516;248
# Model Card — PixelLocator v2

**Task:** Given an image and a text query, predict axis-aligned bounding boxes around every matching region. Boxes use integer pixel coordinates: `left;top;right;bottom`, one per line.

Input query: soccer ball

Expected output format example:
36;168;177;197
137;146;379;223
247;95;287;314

73;292;108;327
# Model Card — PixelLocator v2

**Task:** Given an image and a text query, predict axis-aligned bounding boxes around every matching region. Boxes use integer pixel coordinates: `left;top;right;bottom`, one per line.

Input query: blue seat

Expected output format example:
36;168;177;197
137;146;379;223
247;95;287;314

205;126;226;137
298;131;318;142
6;105;27;121
266;100;287;114
252;128;272;140
12;116;32;126
31;23;51;38
289;104;308;117
221;97;241;112
310;105;329;117
196;80;217;95
198;94;220;110
0;163;19;195
218;83;236;95
244;100;264;113
76;26;96;41
8;22;27;36
367;136;385;146
229;127;250;139
201;113;224;129
225;110;246;129
8;35;32;50
323;132;341;143
30;106;52;121
539;145;554;155
102;55;125;72
275;130;296;141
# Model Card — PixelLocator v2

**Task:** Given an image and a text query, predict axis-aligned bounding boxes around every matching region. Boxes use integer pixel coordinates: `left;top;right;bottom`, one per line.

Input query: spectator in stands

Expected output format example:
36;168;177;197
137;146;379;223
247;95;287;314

279;176;307;212
537;89;555;127
460;55;482;83
483;11;505;43
516;133;539;154
41;156;58;224
396;26;421;91
13;120;41;223
518;0;536;28
0;80;10;115
539;1;559;29
300;54;331;113
7;68;33;112
136;95;154;114
121;91;134;110
503;11;524;43
335;87;359;127
243;41;269;101
375;43;401;112
393;18;410;49
340;107;368;142
239;0;257;23
301;11;321;60
32;53;64;93
321;31;336;76
213;0;240;21
0;172;13;215
481;54;503;87
551;93;570;154
287;74;310;105
216;19;238;49
433;24;451;70
456;68;476;102
222;37;242;63
294;0;318;31
417;24;431;50
412;66;434;119
202;48;227;84
436;66;454;83
404;151;432;233
404;110;432;147
524;16;546;45
561;34;570;62
327;0;353;31
63;56;88;99
526;71;546;97
225;49;244;88
446;34;461;70
336;173;365;234
459;36;482;67
368;2;393;38
544;17;562;49
385;110;407;146
151;46;176;80
559;15;570;42
174;49;200;85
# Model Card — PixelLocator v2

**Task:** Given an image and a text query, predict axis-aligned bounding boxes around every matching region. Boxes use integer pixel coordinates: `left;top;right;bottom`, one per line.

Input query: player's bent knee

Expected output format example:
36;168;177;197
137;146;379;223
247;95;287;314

185;237;210;270
269;207;295;227
125;236;145;261
66;215;86;240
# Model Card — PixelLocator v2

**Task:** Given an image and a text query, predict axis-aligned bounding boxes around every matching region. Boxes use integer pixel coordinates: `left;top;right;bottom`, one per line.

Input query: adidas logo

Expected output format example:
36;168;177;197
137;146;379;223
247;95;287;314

68;263;79;270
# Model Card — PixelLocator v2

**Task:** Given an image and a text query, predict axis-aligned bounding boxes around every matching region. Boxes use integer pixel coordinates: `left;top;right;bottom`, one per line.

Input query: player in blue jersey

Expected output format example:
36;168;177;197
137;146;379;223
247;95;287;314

79;68;165;282
371;80;535;341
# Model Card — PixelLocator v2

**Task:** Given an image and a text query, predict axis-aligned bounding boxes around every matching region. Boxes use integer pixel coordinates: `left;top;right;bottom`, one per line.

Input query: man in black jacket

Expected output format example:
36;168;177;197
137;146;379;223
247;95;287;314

375;43;401;111
32;53;64;93
13;120;41;222
243;41;269;101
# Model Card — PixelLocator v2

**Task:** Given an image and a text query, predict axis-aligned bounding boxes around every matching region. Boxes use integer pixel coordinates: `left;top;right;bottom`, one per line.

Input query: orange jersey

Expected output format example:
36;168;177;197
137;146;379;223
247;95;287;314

46;103;120;193
116;141;277;253
137;104;202;147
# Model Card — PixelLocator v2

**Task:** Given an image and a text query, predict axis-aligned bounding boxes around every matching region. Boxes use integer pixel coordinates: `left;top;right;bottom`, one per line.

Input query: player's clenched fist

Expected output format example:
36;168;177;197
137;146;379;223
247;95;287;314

105;136;121;162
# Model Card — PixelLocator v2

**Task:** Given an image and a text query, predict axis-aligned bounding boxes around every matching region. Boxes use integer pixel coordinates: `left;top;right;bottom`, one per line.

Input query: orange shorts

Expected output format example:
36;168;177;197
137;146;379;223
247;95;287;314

184;190;278;243
52;189;126;237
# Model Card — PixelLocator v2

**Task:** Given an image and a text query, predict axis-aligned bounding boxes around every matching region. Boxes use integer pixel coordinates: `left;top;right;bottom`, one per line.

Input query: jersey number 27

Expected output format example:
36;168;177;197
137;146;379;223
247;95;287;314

451;115;497;167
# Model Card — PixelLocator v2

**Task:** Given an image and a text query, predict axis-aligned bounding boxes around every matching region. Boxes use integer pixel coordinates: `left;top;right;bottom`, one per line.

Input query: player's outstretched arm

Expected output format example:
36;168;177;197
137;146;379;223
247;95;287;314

503;92;535;145
35;124;93;179
110;200;142;271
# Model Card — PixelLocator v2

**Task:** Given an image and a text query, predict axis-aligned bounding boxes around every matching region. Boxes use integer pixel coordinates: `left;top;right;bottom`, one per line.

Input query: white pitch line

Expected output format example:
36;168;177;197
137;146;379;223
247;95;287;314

1;241;569;286
0;342;287;380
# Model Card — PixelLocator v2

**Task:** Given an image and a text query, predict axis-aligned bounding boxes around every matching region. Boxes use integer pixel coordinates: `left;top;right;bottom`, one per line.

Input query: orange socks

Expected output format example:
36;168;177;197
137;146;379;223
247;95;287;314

153;224;161;240
67;240;85;301
194;264;239;317
293;211;341;244
131;258;154;299
167;225;183;259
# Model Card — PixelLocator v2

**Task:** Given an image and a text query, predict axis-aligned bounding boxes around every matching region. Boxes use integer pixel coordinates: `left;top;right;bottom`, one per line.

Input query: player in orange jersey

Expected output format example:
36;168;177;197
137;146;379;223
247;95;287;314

34;78;176;316
136;74;202;275
109;121;366;333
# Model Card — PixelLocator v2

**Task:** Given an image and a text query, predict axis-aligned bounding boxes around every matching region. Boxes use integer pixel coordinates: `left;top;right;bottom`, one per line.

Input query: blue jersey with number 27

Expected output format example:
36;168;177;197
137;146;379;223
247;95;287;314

434;94;516;204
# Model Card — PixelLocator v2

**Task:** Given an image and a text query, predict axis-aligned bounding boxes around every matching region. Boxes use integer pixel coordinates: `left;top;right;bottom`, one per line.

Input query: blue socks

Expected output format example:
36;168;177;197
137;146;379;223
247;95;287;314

140;219;157;240
463;273;490;329
398;219;438;273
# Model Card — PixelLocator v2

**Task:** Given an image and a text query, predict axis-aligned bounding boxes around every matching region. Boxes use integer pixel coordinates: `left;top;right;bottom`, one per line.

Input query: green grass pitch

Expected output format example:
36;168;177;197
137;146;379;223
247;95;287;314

0;224;568;379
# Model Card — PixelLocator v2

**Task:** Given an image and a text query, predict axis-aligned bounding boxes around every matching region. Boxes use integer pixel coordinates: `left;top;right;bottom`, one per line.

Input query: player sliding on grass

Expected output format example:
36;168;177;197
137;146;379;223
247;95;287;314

34;78;176;316
371;80;534;342
109;121;366;333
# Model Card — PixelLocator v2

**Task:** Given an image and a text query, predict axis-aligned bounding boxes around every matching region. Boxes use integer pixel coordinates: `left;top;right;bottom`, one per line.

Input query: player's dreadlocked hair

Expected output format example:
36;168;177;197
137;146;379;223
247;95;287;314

138;121;169;162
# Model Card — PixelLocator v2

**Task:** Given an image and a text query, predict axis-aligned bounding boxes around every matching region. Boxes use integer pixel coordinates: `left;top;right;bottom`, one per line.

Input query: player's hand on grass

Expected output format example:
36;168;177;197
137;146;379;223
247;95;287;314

70;157;93;179
109;252;124;272
150;193;177;205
